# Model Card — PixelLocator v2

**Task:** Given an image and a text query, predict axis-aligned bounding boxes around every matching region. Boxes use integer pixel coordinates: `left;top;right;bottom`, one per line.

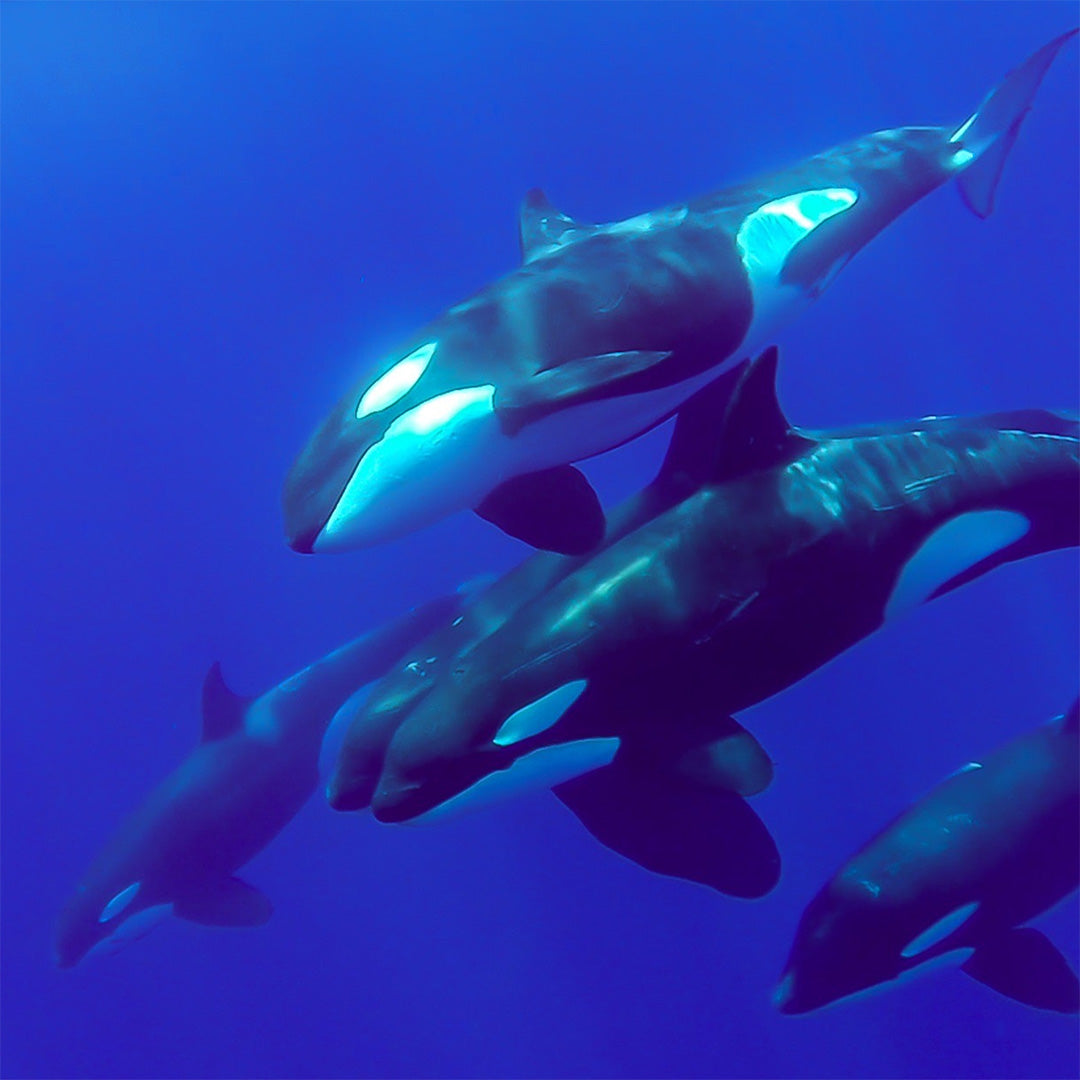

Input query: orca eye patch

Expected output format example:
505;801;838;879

356;343;437;419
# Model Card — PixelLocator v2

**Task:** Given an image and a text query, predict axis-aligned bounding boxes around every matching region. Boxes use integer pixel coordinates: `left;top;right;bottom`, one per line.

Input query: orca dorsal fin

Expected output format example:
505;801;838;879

519;189;589;262
200;662;249;742
711;347;812;484
653;364;740;498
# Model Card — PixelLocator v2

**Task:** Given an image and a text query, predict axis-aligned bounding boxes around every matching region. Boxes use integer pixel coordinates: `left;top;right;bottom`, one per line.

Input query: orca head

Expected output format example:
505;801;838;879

775;874;909;1014
369;677;613;825
54;877;172;969
283;337;512;553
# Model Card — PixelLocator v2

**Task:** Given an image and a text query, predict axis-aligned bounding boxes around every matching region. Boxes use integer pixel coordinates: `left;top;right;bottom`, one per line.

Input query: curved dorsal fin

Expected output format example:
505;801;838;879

200;662;248;742
653;365;741;497
711;346;813;484
655;348;812;495
519;188;589;262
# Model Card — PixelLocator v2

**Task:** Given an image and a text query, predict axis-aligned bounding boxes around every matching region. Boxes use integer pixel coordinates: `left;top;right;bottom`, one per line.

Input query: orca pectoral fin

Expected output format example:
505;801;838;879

476;465;605;554
174;877;273;928
662;716;774;798
495;350;673;436
554;758;780;898
961;927;1079;1013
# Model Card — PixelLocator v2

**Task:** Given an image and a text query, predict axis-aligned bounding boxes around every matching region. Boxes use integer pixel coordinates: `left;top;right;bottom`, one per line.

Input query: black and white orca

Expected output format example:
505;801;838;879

775;700;1079;1015
53;595;460;968
327;348;1078;899
283;31;1076;556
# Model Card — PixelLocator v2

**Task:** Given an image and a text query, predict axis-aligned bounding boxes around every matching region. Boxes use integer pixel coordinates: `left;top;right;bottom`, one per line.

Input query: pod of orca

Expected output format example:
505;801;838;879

58;28;1079;1019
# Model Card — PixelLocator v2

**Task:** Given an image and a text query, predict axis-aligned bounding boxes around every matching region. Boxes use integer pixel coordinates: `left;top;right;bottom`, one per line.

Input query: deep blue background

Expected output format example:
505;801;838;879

3;3;1078;1077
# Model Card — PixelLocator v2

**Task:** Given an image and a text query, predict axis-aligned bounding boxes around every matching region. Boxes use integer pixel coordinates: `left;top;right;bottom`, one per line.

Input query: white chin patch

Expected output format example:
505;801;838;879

99;881;141;923
493;680;588;747
406;737;621;825
316;384;502;551
356;343;436;418
87;903;174;960
901;901;980;958
885;509;1030;621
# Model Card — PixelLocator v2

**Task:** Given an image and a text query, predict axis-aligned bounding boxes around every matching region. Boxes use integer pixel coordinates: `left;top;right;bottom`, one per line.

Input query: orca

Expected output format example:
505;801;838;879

775;700;1079;1015
329;348;1078;880
53;594;460;968
283;30;1076;557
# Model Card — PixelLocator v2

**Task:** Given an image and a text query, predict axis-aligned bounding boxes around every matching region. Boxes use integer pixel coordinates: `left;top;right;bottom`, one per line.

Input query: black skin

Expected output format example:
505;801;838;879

282;126;965;550
284;31;1076;553
777;703;1079;1014
324;366;744;813
335;350;1078;824
53;595;461;969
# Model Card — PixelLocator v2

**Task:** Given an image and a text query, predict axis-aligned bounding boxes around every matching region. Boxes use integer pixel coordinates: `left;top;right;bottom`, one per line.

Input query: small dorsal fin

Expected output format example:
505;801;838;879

200;662;248;742
711;346;813;483
519;188;588;262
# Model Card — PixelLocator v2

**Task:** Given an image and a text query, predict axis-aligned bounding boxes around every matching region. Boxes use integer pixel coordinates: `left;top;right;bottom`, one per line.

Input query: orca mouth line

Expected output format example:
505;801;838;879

371;778;431;824
371;749;519;825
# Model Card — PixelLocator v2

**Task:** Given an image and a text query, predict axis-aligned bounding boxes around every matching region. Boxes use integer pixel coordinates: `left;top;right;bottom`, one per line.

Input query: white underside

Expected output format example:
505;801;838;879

316;188;859;551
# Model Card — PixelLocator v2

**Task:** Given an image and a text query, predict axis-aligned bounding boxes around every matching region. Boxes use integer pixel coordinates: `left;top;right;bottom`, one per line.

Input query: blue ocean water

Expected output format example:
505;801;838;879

2;2;1078;1077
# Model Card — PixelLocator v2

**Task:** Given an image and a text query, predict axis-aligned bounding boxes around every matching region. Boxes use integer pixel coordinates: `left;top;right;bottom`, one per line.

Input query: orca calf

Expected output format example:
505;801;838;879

328;349;1078;897
776;701;1079;1015
283;31;1075;556
54;595;460;968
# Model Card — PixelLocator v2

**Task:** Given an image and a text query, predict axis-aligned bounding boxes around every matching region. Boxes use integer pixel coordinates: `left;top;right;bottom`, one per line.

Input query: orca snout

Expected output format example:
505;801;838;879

281;453;352;555
370;775;427;824
282;400;386;554
772;971;812;1015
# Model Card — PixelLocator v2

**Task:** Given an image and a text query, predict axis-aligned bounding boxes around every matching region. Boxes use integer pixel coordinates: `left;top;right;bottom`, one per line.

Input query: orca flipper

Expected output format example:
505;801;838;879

654;716;774;798
174;877;273;928
952;29;1078;218
495;350;673;437
554;757;780;898
476;465;605;554
961;927;1080;1013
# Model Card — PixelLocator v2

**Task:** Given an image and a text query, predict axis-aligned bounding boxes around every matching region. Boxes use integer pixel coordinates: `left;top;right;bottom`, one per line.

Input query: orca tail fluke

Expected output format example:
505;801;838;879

951;28;1077;218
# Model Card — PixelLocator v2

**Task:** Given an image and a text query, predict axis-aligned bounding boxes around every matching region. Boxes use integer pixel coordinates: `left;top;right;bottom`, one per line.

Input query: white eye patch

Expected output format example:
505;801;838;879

901;902;980;958
99;881;141;923
493;681;588;747
356;342;437;418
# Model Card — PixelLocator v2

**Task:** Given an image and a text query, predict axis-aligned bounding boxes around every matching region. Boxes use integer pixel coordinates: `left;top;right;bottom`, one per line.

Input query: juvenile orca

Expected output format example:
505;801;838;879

332;349;1078;850
54;595;460;968
775;700;1079;1015
284;31;1075;556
